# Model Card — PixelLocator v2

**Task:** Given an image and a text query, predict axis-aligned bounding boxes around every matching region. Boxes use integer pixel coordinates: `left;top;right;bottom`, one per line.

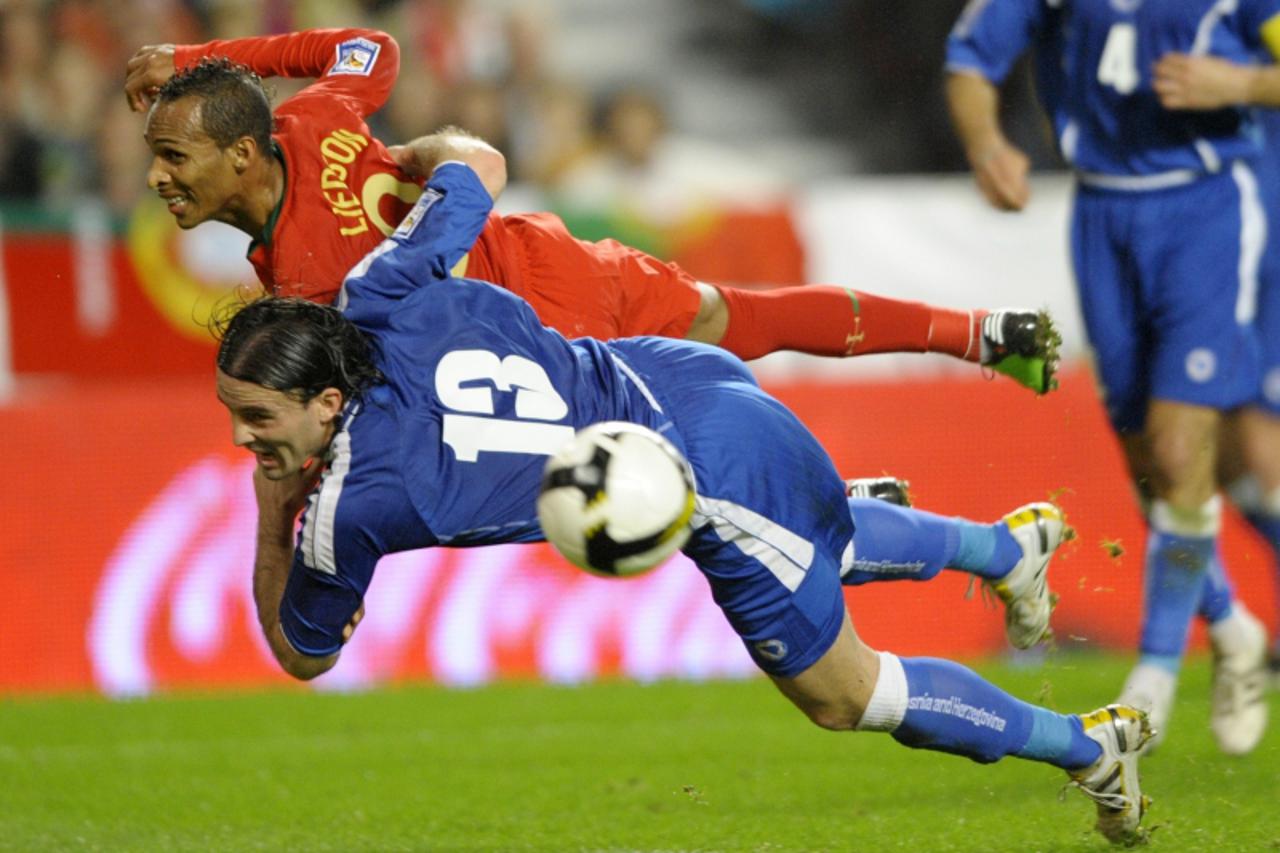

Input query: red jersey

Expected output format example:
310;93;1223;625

175;29;701;337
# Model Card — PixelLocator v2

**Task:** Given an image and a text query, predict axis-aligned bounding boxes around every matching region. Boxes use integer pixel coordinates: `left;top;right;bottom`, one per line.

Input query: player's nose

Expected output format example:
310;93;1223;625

146;159;169;191
231;419;255;448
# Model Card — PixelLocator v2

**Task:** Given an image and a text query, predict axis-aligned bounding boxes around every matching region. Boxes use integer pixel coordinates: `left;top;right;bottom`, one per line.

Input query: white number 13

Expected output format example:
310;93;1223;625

1097;22;1139;95
437;349;574;462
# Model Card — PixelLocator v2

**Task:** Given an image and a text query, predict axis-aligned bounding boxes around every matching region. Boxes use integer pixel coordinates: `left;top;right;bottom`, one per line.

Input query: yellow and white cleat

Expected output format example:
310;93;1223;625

986;502;1065;649
1069;704;1154;845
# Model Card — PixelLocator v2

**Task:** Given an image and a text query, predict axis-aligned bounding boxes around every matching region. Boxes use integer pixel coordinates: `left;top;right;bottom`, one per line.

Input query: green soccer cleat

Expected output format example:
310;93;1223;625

980;309;1062;395
1068;704;1155;846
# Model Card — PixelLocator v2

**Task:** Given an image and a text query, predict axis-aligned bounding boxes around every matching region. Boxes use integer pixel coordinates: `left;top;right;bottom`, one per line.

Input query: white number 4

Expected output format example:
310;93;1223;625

1097;22;1139;95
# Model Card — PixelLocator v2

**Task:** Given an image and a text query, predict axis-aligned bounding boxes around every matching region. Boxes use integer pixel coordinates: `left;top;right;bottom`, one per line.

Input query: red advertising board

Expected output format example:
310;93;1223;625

3;203;1274;695
3;369;1274;696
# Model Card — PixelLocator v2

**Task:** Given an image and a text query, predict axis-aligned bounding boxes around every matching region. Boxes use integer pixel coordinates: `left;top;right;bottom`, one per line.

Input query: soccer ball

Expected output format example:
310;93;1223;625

537;421;696;577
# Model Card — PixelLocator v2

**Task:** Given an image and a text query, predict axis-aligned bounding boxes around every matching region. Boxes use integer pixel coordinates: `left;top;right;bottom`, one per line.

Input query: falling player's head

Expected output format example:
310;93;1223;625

213;298;383;478
143;58;274;229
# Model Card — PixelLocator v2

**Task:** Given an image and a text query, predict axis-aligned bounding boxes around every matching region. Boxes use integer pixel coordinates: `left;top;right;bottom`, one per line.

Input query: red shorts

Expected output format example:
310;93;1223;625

467;212;703;341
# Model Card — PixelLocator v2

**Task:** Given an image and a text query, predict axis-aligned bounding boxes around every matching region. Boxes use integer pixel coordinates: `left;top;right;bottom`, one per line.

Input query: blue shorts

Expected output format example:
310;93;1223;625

1256;257;1280;414
1071;165;1264;432
611;338;852;678
1251;151;1280;414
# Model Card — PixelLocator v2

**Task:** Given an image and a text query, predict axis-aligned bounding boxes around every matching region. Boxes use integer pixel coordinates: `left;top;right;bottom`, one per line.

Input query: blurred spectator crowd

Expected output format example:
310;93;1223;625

0;0;1058;220
0;0;591;216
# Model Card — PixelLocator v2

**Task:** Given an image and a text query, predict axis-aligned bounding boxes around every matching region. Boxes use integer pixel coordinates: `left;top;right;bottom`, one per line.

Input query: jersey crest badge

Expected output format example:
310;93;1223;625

329;38;381;77
393;188;442;240
753;639;788;662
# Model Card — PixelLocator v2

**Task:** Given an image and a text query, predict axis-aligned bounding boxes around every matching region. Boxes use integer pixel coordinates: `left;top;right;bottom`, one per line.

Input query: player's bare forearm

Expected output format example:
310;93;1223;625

1153;53;1280;109
948;71;1019;163
252;465;338;680
945;71;1030;211
252;508;335;679
388;127;508;200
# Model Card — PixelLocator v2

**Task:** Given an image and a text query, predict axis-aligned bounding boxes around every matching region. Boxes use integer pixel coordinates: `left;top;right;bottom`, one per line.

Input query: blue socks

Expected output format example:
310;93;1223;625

957;521;1023;579
1243;511;1280;647
1195;547;1235;624
886;656;1100;770
1138;498;1220;672
842;499;1021;585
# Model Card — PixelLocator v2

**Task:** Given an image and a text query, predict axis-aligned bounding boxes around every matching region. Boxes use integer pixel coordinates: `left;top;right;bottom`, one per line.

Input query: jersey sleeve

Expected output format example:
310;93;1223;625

278;423;435;657
279;556;364;657
173;28;399;117
338;162;495;307
946;0;1048;83
278;502;382;658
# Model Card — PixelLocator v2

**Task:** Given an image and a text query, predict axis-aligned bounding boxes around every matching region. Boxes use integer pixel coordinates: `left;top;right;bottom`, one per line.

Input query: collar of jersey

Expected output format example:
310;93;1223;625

247;139;287;256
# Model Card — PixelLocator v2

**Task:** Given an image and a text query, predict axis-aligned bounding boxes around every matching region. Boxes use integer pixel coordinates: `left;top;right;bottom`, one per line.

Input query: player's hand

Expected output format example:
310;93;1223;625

341;604;365;644
125;44;177;112
970;140;1030;212
385;144;422;176
1153;53;1251;110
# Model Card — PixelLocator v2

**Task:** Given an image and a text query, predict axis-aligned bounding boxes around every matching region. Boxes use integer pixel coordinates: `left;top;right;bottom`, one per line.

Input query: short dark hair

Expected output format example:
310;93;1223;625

156;57;274;151
214;298;384;402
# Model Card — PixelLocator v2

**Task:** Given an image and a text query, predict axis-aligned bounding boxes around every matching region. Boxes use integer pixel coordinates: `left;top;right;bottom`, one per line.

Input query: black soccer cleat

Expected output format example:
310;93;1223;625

844;477;912;507
980;309;1061;395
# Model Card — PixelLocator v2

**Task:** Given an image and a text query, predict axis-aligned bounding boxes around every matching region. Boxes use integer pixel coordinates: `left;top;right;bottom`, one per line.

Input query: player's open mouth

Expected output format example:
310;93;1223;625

161;195;189;215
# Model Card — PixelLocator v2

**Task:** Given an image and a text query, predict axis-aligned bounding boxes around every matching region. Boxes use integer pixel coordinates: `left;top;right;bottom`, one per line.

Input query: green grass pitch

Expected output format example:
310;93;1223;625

2;653;1277;852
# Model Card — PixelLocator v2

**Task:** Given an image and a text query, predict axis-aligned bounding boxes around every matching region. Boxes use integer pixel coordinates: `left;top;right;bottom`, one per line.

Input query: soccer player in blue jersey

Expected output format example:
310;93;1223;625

1238;112;1280;685
1160;89;1280;686
945;0;1276;754
215;160;1152;844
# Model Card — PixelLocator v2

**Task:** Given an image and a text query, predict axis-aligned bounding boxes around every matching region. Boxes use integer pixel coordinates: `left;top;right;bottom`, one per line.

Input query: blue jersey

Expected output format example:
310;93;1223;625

281;163;671;652
947;0;1280;178
280;162;856;677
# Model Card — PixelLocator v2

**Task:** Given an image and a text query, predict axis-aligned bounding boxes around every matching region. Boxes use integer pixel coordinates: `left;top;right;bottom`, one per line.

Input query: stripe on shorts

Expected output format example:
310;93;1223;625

692;496;815;591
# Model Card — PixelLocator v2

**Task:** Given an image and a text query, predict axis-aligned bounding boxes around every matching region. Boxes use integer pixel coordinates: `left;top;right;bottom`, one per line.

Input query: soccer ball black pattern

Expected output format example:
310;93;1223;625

537;422;695;577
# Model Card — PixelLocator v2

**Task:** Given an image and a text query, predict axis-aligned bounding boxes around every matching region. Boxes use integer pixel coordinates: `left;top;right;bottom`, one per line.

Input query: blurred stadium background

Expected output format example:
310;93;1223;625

1;0;1275;700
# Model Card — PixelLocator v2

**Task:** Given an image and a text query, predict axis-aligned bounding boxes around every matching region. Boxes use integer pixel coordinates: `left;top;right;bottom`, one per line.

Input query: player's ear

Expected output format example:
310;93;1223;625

230;135;259;172
314;387;345;424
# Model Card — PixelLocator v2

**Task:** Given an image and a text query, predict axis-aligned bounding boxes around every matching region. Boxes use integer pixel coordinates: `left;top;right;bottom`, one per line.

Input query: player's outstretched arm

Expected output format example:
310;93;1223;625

945;71;1030;211
252;465;340;680
126;29;401;116
387;127;509;201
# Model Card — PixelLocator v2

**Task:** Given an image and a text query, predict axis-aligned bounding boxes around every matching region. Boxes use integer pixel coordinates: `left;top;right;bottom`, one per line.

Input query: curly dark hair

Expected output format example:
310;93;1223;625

213;298;385;403
156;57;274;152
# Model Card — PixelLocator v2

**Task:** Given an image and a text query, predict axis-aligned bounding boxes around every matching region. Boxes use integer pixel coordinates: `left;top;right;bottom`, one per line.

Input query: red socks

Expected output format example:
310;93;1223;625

715;285;986;363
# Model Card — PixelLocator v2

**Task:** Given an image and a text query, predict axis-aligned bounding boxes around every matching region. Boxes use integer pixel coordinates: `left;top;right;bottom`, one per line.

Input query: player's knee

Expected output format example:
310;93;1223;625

796;695;867;732
1146;428;1210;489
685;283;728;344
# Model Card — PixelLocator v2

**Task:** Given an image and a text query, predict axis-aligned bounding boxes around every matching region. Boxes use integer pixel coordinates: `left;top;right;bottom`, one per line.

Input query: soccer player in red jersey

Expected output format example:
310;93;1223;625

126;27;1058;391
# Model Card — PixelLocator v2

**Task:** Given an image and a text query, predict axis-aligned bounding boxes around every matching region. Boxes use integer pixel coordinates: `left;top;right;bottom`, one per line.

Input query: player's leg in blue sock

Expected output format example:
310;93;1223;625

1195;546;1235;623
1118;497;1220;744
1228;476;1280;660
1136;499;1218;672
841;499;1022;585
855;652;1101;769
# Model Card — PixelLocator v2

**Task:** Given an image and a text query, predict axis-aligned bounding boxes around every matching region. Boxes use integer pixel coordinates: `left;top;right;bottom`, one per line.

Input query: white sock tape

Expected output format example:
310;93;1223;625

1149;495;1222;538
856;651;908;732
